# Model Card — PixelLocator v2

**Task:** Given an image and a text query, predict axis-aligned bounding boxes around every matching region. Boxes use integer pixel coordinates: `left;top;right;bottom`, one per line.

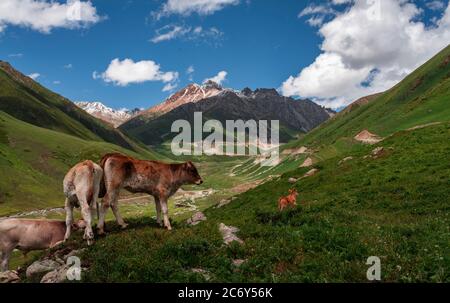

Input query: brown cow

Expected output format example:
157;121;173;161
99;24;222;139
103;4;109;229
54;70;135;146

98;153;203;233
0;219;84;272
63;160;103;245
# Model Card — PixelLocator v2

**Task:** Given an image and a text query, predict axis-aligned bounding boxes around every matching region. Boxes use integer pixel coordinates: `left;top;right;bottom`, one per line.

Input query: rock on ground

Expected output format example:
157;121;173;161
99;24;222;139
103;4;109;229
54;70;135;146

40;266;69;283
288;178;298;184
371;147;385;158
219;223;243;245
186;212;207;226
302;168;319;178
339;156;354;165
26;259;62;280
300;157;313;168
0;270;20;283
354;130;383;144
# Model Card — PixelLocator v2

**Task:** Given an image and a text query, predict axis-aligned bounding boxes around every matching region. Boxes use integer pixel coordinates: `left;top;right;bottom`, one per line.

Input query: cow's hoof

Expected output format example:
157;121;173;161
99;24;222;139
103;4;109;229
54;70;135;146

120;223;128;229
97;229;106;236
87;239;94;246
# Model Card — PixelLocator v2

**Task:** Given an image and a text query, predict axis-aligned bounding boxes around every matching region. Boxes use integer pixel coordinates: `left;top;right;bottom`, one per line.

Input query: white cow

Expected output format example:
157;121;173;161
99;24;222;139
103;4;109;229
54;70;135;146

0;218;83;272
63;160;103;245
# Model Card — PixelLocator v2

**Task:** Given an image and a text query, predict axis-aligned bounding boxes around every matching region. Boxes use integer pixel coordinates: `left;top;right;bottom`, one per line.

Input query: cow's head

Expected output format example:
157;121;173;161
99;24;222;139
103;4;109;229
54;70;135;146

182;161;203;185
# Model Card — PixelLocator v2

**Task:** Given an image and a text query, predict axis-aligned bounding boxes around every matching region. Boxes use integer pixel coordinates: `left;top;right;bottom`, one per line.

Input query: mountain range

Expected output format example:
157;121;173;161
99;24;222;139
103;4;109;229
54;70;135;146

120;81;334;145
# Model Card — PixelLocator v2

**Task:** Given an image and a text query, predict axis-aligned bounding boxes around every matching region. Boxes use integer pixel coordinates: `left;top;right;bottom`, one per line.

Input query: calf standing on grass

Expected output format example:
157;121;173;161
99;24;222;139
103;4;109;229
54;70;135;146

278;189;298;211
0;219;84;272
98;153;203;233
63;160;103;245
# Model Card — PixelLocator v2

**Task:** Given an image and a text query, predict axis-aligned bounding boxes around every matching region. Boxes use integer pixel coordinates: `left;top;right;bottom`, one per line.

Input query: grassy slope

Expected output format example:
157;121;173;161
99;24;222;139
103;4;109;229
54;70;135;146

0;111;160;216
283;44;450;157
0;63;145;151
81;122;449;282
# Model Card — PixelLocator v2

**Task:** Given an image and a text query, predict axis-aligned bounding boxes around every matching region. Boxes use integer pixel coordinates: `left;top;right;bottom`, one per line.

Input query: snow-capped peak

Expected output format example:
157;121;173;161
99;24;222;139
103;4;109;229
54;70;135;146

75;101;142;127
146;81;223;116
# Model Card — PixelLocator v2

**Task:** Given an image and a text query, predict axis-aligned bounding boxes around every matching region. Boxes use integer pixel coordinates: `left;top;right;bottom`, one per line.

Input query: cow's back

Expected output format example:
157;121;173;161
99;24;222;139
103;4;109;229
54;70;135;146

0;219;66;250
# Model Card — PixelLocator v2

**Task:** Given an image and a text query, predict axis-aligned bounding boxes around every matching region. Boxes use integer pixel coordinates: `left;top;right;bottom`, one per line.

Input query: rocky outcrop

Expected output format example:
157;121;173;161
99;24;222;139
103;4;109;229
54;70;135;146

219;223;243;245
300;157;313;168
186;212;207;226
26;259;61;280
354;130;383;144
0;270;20;283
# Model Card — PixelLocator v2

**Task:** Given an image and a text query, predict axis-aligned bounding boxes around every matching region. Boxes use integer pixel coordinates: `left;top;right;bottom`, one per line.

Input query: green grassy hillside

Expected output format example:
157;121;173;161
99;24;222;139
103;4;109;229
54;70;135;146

76;121;449;282
0;111;160;216
0;61;144;151
283;44;450;156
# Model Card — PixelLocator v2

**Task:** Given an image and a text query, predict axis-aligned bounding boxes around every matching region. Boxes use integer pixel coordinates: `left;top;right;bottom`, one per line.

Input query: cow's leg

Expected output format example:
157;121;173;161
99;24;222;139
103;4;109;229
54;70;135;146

154;196;163;227
1;246;14;272
64;198;74;241
109;189;127;229
160;198;172;230
97;200;109;235
80;201;94;245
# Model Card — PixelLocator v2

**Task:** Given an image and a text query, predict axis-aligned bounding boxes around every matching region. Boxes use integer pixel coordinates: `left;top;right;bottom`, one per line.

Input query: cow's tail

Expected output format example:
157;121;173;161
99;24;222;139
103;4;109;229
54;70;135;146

98;154;113;199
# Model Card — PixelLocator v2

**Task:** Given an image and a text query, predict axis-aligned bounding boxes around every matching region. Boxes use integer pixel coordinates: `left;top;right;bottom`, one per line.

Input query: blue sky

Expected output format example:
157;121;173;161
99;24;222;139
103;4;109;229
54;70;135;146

1;0;449;110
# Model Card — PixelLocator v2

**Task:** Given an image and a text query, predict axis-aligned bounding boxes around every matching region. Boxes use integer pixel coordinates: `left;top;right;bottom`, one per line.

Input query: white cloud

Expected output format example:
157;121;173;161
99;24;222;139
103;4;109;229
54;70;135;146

94;58;179;88
186;65;195;81
28;73;40;80
162;82;178;92
0;0;102;33
151;25;191;43
63;63;73;69
282;0;450;109
298;4;335;17
8;53;23;58
427;0;446;11
150;24;223;44
204;70;227;85
155;0;240;18
53;80;61;85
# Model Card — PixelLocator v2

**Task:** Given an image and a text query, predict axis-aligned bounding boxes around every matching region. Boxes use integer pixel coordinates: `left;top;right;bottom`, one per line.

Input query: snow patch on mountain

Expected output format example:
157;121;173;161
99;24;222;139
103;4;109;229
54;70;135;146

75;101;142;127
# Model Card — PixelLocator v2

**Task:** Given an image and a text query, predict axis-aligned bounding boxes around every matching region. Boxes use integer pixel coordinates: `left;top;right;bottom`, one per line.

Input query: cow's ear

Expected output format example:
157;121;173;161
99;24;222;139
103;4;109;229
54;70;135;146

187;161;193;167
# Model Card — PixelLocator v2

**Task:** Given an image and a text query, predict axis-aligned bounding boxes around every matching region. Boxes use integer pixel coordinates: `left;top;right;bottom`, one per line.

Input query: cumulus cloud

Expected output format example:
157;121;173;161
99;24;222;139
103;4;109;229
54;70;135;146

93;58;179;88
282;0;450;109
63;63;73;69
155;0;240;18
28;73;40;80
150;24;223;44
204;70;227;85
0;0;102;33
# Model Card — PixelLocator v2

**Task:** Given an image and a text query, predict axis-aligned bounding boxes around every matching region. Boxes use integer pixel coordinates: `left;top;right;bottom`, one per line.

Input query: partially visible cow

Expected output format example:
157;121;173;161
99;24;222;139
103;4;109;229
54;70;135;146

98;153;203;233
63;160;103;245
0;219;84;272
